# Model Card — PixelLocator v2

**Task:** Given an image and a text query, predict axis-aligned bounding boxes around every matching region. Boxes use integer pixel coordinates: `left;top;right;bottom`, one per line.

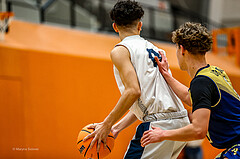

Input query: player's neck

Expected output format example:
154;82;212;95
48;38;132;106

186;55;207;78
119;30;140;41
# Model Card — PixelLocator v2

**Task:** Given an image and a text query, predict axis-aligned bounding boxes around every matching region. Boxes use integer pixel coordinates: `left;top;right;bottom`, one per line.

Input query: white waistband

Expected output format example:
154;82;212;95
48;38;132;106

143;109;188;122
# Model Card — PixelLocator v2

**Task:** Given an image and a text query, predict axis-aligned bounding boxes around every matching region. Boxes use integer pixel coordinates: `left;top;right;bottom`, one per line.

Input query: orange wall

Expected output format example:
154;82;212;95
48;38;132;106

0;45;141;159
1;20;240;159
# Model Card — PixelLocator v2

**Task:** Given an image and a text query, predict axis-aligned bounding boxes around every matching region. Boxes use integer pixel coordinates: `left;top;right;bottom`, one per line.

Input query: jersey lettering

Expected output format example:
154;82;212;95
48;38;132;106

147;48;162;67
232;148;238;155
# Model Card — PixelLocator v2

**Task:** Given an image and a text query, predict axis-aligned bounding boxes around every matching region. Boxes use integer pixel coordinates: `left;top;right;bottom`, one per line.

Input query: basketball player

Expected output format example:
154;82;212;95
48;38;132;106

141;22;240;159
83;1;190;158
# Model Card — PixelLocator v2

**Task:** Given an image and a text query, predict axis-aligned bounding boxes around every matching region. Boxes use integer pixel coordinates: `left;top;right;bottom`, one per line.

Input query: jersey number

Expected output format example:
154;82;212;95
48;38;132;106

147;49;162;67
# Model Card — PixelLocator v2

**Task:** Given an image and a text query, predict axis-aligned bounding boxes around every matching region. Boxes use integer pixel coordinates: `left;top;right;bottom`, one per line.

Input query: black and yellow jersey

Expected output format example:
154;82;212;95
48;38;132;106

189;64;240;149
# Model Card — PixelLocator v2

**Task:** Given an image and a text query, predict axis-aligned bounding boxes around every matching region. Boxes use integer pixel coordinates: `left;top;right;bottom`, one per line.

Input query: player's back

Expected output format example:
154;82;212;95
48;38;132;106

114;35;186;121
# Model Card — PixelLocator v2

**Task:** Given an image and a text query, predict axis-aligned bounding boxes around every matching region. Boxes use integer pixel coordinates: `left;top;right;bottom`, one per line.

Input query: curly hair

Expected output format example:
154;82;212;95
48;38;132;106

110;0;144;26
172;22;213;54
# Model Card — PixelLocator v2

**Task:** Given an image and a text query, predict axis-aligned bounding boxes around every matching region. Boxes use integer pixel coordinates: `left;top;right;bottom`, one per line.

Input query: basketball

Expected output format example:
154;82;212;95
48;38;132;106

77;124;115;159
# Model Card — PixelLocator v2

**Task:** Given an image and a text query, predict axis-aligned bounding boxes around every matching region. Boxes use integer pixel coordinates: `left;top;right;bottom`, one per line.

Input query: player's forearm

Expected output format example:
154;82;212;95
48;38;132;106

112;111;138;133
162;123;206;141
163;72;191;106
103;88;140;128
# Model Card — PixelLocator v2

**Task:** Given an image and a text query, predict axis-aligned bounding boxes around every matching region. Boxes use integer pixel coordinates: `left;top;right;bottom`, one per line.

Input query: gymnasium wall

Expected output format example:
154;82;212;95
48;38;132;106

0;20;240;159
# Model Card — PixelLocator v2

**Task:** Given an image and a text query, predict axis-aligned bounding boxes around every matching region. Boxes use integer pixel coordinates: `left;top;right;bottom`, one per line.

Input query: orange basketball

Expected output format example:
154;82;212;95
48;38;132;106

77;124;115;159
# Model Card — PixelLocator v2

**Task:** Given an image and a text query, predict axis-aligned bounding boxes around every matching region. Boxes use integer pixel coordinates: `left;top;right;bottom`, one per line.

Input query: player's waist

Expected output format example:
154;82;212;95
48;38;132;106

143;109;188;122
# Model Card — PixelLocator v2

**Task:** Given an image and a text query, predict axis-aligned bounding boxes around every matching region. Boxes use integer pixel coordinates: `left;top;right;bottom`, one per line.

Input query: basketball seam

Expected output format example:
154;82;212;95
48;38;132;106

106;145;111;153
108;135;114;138
78;129;113;158
77;129;92;145
101;141;112;153
77;140;83;145
81;129;92;134
84;143;91;157
84;140;112;158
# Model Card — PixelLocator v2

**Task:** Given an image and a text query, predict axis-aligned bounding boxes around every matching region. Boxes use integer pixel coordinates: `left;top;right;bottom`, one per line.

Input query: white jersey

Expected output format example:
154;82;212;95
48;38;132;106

113;35;185;121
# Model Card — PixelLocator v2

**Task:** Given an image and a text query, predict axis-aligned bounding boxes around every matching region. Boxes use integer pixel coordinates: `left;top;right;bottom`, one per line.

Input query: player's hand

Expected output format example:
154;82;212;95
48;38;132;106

86;123;97;129
111;126;120;139
155;51;170;76
82;123;97;142
140;126;165;147
83;122;111;152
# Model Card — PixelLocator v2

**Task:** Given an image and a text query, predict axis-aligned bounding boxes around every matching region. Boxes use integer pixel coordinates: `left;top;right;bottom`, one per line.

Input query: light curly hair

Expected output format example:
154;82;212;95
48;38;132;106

172;22;213;55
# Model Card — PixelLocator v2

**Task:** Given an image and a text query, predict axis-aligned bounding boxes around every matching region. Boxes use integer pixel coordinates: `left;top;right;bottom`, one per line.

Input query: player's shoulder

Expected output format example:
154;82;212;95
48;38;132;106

110;45;131;61
111;45;129;55
191;75;214;86
190;76;217;95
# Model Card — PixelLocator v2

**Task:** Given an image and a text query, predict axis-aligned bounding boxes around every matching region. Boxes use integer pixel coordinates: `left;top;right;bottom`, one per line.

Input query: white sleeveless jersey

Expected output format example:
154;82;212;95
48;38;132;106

113;35;185;121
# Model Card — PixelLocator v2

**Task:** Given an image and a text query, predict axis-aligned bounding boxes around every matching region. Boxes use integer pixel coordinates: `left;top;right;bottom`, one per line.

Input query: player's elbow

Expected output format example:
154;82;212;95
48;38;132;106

183;94;192;106
194;127;207;139
132;88;141;99
128;87;141;99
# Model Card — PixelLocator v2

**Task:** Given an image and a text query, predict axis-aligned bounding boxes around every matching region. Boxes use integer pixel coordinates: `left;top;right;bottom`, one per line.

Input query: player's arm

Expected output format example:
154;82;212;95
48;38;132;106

141;108;210;146
84;46;141;151
154;52;191;106
141;77;215;146
105;45;140;129
111;111;138;139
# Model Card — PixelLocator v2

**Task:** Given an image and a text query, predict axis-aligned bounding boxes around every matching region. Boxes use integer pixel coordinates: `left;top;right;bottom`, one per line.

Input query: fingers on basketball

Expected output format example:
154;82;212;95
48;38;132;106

77;124;115;159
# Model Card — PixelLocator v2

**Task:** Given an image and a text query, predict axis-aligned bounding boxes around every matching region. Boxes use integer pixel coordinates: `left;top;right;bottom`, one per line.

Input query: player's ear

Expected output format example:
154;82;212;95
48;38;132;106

180;45;186;55
137;21;143;31
112;23;119;33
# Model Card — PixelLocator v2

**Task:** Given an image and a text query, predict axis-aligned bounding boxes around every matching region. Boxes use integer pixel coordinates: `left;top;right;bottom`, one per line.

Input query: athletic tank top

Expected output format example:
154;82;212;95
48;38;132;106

193;65;240;149
113;35;186;121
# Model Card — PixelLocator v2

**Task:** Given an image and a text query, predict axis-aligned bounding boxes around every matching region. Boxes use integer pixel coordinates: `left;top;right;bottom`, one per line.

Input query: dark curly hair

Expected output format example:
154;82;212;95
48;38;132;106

110;0;144;26
172;22;213;55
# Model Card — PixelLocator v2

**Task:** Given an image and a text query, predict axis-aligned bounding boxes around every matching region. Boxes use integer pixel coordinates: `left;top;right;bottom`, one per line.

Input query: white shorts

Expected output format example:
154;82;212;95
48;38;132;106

124;112;190;159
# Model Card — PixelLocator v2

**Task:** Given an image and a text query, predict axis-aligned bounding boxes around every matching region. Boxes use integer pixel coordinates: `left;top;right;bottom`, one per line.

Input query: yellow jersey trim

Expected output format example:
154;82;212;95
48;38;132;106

196;66;240;107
